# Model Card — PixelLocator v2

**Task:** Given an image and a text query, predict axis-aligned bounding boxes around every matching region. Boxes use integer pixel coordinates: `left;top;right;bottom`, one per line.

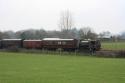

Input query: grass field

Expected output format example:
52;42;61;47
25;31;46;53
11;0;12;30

102;42;125;50
0;52;125;83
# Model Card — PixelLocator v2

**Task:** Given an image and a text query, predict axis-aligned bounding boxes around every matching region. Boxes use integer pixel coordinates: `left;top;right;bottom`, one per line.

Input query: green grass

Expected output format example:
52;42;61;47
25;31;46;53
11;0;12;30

102;42;125;50
0;52;125;83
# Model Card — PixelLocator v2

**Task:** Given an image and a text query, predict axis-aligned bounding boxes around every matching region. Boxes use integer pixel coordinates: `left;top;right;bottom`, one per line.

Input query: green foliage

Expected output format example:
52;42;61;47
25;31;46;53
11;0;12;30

0;52;125;83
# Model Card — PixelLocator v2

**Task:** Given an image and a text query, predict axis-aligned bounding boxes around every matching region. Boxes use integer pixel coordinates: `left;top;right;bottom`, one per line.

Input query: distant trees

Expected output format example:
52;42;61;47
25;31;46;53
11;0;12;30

0;11;100;40
99;31;111;39
0;9;125;41
0;27;98;40
1;31;17;39
17;29;48;39
58;11;98;39
121;31;125;39
58;10;75;38
1;28;124;42
59;10;73;31
98;31;125;42
79;27;97;40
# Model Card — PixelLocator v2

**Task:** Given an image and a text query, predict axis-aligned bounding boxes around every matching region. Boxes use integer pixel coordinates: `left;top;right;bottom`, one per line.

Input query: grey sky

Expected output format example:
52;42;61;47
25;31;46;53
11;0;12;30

0;0;125;34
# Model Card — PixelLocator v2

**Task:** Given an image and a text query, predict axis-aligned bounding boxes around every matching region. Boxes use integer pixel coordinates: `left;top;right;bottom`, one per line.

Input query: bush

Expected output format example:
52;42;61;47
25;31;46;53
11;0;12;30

96;50;125;58
5;46;20;52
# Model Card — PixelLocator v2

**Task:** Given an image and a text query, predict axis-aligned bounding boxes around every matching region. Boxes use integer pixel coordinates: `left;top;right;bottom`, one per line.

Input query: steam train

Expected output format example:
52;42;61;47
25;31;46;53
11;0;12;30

0;38;101;52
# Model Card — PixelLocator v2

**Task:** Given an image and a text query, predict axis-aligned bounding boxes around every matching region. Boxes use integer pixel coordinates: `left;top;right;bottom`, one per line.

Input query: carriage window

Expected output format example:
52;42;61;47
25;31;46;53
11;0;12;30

48;41;52;45
58;41;61;45
62;41;66;45
65;41;72;45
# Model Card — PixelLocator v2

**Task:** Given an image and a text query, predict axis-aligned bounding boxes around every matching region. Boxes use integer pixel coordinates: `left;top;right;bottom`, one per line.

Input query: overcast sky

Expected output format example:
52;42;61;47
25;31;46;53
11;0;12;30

0;0;125;34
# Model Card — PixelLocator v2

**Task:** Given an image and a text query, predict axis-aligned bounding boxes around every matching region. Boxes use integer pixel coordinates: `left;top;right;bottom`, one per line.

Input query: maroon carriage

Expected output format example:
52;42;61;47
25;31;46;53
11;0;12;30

42;38;79;51
23;40;42;49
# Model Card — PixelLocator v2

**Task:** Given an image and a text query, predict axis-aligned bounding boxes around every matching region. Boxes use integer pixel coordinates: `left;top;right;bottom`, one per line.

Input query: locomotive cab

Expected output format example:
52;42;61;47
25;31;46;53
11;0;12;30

79;40;101;51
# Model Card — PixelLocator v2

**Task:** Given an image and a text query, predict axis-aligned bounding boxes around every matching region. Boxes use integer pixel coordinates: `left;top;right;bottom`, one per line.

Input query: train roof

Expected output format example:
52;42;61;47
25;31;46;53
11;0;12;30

2;39;22;41
43;38;60;40
43;38;74;41
81;41;89;43
24;40;42;41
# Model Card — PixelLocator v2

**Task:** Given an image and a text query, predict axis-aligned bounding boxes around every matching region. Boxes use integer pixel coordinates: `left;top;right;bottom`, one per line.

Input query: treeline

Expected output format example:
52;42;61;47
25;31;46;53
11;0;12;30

1;10;125;41
0;27;125;41
0;27;97;40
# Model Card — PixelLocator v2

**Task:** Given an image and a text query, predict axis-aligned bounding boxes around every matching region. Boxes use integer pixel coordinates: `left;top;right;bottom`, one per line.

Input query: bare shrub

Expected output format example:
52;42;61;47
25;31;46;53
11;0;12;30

6;46;20;52
96;50;125;58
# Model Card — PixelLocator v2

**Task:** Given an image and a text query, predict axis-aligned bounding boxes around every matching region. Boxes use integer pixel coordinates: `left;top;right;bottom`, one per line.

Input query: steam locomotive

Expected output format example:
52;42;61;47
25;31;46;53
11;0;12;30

0;38;101;52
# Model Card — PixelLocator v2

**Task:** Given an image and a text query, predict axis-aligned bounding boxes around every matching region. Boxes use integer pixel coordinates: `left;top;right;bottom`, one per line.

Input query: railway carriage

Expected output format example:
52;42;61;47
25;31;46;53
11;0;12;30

1;39;23;48
23;40;42;49
42;38;79;51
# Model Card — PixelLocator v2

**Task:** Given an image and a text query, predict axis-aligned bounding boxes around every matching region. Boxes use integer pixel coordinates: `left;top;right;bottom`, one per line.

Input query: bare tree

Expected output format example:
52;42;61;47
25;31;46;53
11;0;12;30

99;31;111;38
59;10;74;31
58;10;75;38
79;27;97;40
